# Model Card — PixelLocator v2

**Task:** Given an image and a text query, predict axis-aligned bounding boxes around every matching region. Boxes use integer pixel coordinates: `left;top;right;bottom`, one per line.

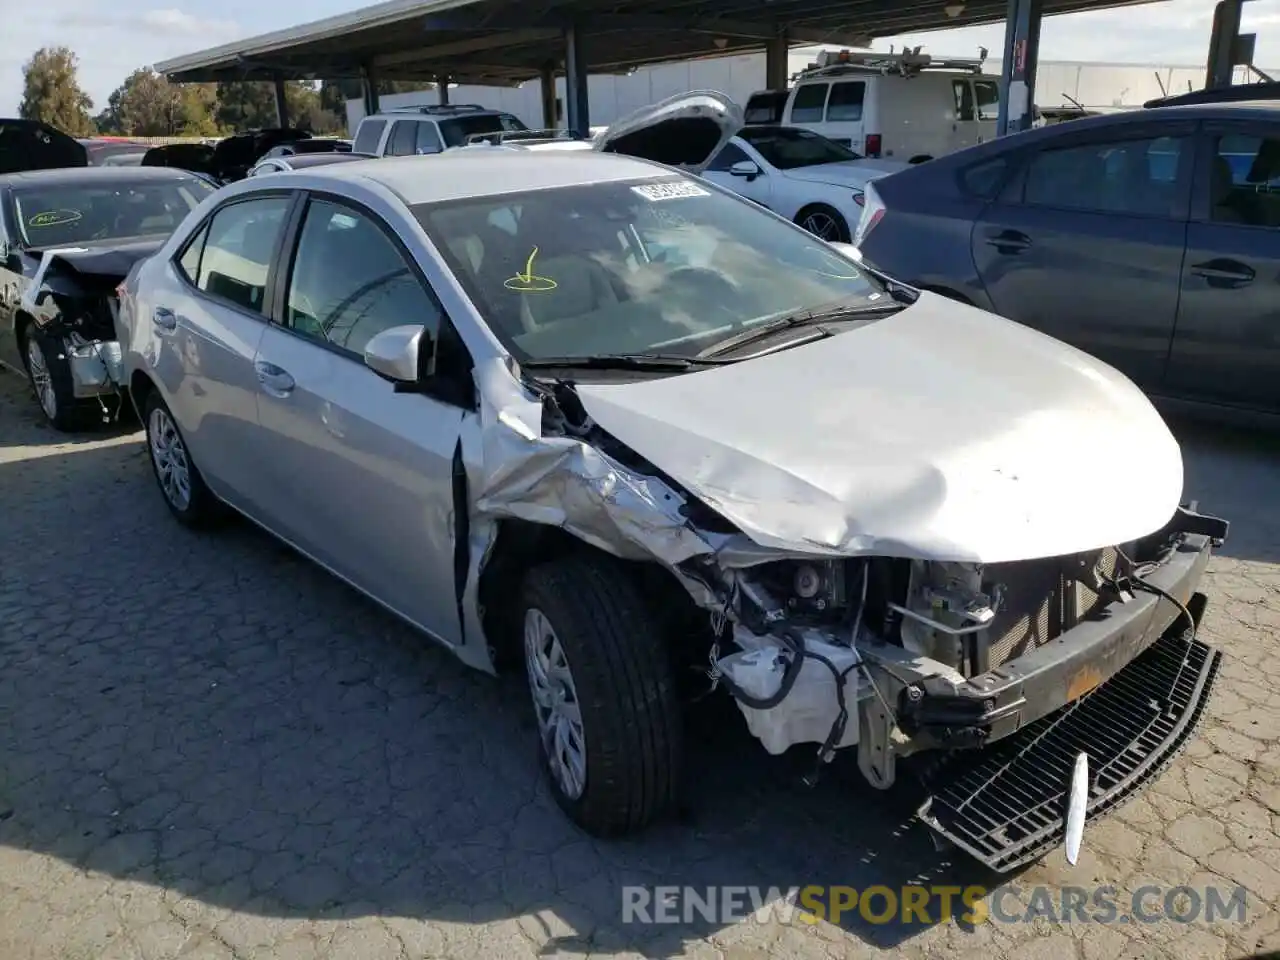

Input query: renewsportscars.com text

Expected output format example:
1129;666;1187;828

621;884;1248;926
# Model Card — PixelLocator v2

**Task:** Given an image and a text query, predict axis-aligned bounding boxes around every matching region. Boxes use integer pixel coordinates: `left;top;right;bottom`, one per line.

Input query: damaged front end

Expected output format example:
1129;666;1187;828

465;354;1228;872
20;244;154;421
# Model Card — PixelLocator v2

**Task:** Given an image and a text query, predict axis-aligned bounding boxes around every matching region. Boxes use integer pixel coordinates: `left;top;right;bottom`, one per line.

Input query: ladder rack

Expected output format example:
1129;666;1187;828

792;46;988;82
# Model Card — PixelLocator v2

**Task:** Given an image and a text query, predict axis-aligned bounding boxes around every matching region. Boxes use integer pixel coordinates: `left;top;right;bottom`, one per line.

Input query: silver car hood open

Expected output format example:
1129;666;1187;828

572;293;1185;564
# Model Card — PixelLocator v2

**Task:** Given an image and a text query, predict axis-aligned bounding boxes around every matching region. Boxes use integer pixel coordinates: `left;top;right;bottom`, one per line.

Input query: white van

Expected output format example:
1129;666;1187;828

744;48;1002;164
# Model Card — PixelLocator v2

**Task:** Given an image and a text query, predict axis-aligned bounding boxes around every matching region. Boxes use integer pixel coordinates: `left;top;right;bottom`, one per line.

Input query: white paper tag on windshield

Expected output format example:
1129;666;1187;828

632;181;710;202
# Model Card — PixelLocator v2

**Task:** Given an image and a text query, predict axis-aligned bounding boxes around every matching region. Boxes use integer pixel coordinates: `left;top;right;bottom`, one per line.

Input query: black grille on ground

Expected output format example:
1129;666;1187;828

917;628;1221;873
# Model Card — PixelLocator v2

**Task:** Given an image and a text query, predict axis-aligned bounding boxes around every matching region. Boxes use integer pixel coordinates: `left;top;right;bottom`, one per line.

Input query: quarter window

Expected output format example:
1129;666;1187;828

415;122;443;154
826;81;866;122
285;199;443;357
191;197;291;313
352;118;386;154
1023;135;1188;218
974;80;1001;122
176;223;209;284
790;84;828;124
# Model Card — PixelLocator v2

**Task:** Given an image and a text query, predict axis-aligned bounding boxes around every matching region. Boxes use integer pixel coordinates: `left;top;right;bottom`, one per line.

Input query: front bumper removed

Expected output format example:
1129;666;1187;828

917;621;1219;871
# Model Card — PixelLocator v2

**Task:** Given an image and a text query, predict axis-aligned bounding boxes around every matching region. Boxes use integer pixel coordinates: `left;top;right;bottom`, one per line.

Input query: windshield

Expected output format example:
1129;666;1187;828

739;127;864;168
13;177;214;248
414;175;882;362
438;114;528;148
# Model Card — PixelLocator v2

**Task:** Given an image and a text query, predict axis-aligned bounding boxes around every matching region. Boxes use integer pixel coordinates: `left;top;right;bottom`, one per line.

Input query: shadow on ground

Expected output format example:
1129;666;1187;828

1;395;1277;957
0;437;1005;958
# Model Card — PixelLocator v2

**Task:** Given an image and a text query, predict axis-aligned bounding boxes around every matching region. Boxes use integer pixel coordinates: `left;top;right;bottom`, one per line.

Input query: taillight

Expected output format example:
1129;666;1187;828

852;181;886;247
864;133;882;158
853;192;865;207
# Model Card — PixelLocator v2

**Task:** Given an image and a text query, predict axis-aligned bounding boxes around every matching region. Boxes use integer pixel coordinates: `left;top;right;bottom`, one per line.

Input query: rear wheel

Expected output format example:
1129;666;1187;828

520;554;683;836
795;204;851;243
143;391;220;527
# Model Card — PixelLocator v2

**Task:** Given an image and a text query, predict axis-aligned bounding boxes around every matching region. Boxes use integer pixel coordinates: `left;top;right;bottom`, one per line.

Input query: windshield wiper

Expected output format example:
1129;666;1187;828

519;353;729;371
694;301;903;360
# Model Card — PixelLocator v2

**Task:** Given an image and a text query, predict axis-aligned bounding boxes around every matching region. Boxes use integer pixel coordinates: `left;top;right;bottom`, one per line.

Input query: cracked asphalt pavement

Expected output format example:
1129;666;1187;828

2;365;1280;960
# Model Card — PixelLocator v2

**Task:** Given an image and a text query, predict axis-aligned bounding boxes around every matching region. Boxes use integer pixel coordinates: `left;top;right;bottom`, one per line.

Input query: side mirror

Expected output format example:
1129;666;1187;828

729;160;762;179
363;323;435;391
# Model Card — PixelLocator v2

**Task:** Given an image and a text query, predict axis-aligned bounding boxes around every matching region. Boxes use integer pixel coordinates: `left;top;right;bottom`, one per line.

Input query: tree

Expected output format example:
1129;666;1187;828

100;68;222;137
214;80;340;133
19;47;95;136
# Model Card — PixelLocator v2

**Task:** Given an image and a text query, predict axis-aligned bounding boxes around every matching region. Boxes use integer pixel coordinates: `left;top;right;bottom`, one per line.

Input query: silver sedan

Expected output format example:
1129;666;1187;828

114;95;1214;861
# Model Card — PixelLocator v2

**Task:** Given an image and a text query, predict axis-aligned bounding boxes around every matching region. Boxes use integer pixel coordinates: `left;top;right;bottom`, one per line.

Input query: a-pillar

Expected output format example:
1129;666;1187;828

996;0;1042;136
765;29;790;89
1205;0;1246;89
540;62;558;129
361;65;380;119
273;74;289;129
563;22;589;138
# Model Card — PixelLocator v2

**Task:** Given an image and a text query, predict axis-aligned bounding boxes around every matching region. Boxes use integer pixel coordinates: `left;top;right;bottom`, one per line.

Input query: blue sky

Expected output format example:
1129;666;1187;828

4;0;1280;117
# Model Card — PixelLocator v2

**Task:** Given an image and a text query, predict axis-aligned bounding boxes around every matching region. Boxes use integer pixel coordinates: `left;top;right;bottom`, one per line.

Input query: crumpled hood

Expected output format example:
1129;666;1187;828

783;160;909;188
573;293;1184;564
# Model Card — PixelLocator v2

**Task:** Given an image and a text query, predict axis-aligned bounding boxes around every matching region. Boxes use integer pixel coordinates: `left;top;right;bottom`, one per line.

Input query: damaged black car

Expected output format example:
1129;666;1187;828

0;166;215;429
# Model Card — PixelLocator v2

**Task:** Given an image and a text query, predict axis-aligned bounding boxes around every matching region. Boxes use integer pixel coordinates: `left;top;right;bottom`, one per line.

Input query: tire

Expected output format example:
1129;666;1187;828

143;391;220;527
21;324;96;432
795;204;851;243
520;554;683;837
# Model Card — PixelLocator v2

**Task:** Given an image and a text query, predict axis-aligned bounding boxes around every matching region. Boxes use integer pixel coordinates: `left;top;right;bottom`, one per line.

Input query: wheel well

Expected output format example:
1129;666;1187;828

129;370;156;414
908;155;933;164
795;201;844;222
477;519;709;674
14;311;33;352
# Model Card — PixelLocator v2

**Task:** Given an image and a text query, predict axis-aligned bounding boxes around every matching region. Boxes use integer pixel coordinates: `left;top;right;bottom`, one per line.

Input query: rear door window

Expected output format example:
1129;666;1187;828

192;196;292;314
789;84;829;124
826;82;866;122
744;91;788;124
1023;135;1189;218
352;119;386;155
387;121;418;157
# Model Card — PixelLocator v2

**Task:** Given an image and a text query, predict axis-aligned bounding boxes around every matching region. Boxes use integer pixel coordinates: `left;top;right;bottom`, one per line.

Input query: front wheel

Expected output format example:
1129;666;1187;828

22;326;92;432
143;391;220;527
520;555;683;837
795;204;851;243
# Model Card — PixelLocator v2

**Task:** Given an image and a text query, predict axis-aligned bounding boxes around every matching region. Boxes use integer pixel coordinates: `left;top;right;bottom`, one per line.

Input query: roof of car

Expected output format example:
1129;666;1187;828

1020;99;1280;140
0;165;211;188
289;150;668;204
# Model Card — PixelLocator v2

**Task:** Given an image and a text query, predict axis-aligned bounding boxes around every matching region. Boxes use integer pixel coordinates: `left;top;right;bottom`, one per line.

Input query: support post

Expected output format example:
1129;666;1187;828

996;0;1042;137
765;29;790;89
539;62;558;128
1205;0;1246;90
564;22;589;138
437;76;450;105
273;74;289;129
361;65;380;118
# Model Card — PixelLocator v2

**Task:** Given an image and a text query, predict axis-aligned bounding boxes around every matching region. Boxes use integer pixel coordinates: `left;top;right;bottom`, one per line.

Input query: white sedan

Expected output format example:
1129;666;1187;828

701;125;909;242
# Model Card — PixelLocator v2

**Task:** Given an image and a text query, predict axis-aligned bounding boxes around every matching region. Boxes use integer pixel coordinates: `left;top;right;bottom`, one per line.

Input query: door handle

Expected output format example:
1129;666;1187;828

254;360;295;398
1190;259;1255;288
985;230;1032;253
153;306;178;331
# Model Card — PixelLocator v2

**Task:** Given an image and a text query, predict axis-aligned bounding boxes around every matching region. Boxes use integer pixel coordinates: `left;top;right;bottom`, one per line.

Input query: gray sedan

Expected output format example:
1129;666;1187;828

114;110;1222;868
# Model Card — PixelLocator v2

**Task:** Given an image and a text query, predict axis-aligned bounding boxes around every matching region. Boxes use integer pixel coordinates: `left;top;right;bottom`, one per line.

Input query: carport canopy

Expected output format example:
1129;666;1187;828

154;0;1167;89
